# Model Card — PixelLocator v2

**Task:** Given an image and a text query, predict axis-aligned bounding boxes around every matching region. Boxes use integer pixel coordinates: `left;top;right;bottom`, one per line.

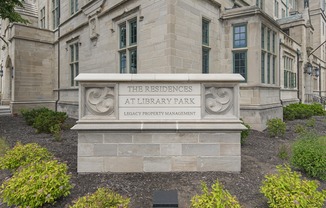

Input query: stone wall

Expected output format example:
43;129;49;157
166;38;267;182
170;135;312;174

73;73;245;173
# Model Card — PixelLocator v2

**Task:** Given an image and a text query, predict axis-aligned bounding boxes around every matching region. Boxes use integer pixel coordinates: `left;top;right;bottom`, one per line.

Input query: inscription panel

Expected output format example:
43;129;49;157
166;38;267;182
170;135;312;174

119;83;201;120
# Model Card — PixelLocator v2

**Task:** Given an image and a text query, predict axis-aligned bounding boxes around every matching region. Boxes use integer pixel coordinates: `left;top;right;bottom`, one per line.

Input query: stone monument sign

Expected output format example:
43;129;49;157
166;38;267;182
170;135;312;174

73;74;245;172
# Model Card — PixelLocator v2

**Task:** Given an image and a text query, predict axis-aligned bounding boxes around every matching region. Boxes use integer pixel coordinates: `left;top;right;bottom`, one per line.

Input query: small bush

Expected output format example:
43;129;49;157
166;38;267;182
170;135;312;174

33;110;67;134
0;142;53;171
21;107;52;126
291;134;326;180
277;144;290;160
0;137;9;156
294;124;306;134
283;103;325;121
240;119;251;145
191;180;241;208
69;187;130;208
0;160;72;208
261;165;326;208
306;117;316;128
266;118;286;138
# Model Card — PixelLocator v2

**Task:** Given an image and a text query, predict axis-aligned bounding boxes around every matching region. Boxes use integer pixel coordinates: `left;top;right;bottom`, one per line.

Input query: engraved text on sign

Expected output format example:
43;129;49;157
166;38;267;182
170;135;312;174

119;83;201;119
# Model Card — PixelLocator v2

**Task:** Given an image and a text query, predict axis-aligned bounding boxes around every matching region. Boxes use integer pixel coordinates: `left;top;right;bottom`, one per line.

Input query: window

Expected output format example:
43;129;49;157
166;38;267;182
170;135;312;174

233;24;247;48
233;24;247;80
202;18;210;73
233;52;247;81
202;48;209;73
256;0;263;9
70;42;79;87
40;7;45;29
275;0;279;18
261;25;277;84
52;0;60;28
283;56;296;88
118;17;137;74
261;52;265;83
70;0;78;15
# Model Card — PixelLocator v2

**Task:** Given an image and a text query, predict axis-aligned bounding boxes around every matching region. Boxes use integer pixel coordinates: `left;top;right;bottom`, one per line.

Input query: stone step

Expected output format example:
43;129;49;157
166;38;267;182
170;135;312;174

0;106;11;116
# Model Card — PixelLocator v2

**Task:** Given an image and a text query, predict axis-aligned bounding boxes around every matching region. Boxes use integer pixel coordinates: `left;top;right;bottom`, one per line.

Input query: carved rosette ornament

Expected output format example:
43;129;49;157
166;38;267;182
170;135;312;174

85;87;115;116
205;87;233;115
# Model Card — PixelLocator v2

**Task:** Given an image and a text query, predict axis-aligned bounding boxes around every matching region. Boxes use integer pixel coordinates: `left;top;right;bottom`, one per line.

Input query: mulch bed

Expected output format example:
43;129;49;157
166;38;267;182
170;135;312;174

0;115;325;208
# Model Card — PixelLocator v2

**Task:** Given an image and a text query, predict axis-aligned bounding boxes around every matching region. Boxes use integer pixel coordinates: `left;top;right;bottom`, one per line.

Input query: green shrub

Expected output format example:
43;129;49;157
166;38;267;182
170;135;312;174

0;160;72;208
191;180;241;208
266;118;286;138
277;144;290;160
294;124;306;134
261;165;326;208
291;134;326;180
283;103;325;121
240;119;251;145
21;107;52;126
306;117;316;128
33;110;67;134
0;142;53;171
0;137;9;156
69;187;130;208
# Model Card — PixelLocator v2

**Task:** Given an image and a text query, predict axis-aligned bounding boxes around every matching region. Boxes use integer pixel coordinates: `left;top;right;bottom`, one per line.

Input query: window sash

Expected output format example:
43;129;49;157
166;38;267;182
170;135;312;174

129;19;137;45
70;43;79;86
129;49;137;74
233;51;247;81
202;19;209;46
120;51;127;73
52;0;60;28
267;54;271;84
202;48;209;73
261;52;265;83
233;25;247;48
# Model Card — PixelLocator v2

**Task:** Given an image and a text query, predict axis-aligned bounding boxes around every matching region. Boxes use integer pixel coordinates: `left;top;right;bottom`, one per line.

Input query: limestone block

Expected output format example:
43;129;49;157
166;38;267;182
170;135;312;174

93;144;117;156
104;157;143;172
220;144;241;156
152;133;198;143
104;134;132;143
199;133;240;143
143;157;171;172
78;143;94;156
133;134;153;143
171;156;197;171
182;144;220;156
78;157;104;172
79;133;103;143
118;144;160;156
160;144;182;156
198;156;241;172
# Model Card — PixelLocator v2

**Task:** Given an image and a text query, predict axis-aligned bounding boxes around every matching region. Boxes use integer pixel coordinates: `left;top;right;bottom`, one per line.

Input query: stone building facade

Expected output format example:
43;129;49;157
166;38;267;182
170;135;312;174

1;0;325;130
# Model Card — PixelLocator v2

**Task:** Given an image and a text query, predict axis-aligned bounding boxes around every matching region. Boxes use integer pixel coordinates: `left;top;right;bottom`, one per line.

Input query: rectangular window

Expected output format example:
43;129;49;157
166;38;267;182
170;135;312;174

284;70;288;88
202;18;210;73
256;0;263;9
70;0;78;15
272;56;276;84
233;51;247;81
202;48;209;73
267;30;271;51
52;0;60;28
272;32;276;53
118;17;137;74
267;54;271;84
70;42;79;87
202;19;209;46
261;25;265;49
40;7;45;29
283;56;295;88
275;0;279;18
261;52;265;83
233;24;247;48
